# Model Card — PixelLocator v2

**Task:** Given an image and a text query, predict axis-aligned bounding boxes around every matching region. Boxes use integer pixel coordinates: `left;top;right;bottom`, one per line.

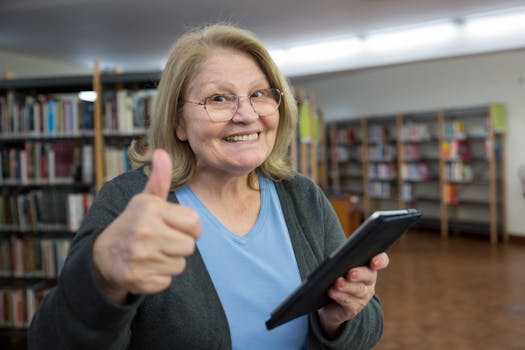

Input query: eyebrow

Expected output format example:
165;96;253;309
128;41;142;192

202;77;269;89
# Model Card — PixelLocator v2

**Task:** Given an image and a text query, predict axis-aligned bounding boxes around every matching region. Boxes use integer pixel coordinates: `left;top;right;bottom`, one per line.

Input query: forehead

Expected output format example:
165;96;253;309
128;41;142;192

191;48;268;89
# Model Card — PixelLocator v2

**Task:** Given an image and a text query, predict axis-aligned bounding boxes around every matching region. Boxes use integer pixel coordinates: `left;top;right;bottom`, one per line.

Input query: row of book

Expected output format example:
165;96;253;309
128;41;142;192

331;126;360;145
368;163;396;180
367;181;393;199
0;190;93;232
368;143;396;162
443;183;459;205
402;144;422;161
0;237;71;279
0;281;50;328
368;125;391;143
103;89;155;133
0;89;155;136
401;183;414;201
445;162;474;182
0;142;93;185
399;123;432;141
441;139;473;161
332;145;363;162
400;163;431;181
104;145;132;181
443;121;466;139
0;93;94;135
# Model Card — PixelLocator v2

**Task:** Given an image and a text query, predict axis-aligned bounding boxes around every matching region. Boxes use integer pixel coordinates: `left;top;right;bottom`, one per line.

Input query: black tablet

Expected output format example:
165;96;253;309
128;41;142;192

266;208;421;330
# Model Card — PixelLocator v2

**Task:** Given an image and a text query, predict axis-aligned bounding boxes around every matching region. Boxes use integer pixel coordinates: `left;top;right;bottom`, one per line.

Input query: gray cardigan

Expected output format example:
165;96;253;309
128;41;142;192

28;169;383;349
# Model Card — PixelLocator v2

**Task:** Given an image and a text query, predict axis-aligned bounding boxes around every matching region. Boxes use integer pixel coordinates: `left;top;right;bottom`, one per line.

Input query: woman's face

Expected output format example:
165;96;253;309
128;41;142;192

177;48;279;178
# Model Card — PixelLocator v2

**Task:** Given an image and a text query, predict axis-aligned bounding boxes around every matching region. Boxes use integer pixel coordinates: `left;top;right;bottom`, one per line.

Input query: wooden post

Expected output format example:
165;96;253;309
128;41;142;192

309;101;318;184
329;122;340;193
361;117;371;218
438;110;448;240
488;108;498;244
93;60;105;192
501;131;508;243
290;125;298;171
396;113;405;209
318;110;328;191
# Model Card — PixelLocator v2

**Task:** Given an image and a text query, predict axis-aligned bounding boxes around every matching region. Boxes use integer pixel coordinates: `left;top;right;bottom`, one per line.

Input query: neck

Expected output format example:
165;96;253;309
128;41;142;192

188;171;262;236
188;171;259;200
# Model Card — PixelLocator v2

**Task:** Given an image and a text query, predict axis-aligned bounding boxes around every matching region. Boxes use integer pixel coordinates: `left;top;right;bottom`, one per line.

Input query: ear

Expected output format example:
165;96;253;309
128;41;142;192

176;119;188;141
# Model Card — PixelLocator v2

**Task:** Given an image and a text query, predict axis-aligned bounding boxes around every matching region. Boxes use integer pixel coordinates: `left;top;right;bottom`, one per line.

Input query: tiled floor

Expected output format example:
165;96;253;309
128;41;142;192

375;230;525;350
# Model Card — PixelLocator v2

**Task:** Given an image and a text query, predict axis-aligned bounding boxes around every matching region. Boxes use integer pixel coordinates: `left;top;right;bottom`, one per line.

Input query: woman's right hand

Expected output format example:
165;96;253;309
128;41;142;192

92;149;201;304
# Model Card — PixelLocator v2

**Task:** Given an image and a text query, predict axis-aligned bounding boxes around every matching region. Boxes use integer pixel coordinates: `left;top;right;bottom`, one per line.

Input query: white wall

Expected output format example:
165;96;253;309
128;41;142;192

0;51;91;77
293;49;525;237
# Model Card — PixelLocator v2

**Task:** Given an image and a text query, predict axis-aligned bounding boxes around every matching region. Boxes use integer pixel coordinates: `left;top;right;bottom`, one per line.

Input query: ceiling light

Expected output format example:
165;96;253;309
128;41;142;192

364;21;457;51
270;37;362;67
269;6;525;77
464;8;525;37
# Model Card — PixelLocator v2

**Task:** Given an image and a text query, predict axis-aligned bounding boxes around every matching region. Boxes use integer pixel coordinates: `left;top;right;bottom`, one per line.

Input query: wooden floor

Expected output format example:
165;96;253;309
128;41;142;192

2;230;524;349
375;230;525;350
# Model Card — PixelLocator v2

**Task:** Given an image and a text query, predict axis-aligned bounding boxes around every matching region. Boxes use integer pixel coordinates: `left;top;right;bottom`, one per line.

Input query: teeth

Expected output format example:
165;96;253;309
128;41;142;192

225;133;258;142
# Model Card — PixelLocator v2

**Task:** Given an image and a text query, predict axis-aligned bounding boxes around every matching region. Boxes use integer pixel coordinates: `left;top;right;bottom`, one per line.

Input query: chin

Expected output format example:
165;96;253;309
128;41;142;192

226;160;264;175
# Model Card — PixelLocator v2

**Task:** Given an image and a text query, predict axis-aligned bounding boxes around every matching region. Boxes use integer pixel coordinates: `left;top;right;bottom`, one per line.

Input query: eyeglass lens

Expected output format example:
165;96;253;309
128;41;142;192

205;88;281;122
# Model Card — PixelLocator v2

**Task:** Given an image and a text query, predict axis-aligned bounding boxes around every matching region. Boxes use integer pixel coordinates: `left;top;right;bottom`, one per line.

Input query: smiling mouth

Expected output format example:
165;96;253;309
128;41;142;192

224;132;259;142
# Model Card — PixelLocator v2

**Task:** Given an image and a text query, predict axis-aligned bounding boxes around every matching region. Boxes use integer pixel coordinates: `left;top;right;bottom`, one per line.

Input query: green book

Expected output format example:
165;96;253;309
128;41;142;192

490;103;507;132
298;102;311;142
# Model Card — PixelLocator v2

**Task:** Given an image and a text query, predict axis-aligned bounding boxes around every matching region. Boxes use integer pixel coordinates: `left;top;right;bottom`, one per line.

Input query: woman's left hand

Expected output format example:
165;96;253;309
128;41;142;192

317;252;390;337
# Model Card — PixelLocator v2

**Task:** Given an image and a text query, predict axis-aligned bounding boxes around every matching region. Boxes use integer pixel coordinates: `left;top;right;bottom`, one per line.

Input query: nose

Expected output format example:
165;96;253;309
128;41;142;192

231;96;259;122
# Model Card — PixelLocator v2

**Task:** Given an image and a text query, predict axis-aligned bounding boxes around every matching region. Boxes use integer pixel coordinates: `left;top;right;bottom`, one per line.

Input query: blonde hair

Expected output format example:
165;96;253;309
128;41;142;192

129;23;297;188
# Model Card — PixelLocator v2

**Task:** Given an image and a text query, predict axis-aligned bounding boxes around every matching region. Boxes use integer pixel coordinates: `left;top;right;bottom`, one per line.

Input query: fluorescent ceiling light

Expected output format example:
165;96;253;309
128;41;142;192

270;37;361;66
364;22;457;51
287;38;362;62
464;8;525;37
269;6;525;77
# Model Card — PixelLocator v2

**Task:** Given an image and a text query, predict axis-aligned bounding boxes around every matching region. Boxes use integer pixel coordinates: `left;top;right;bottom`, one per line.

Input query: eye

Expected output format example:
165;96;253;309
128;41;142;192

207;94;235;104
250;89;267;98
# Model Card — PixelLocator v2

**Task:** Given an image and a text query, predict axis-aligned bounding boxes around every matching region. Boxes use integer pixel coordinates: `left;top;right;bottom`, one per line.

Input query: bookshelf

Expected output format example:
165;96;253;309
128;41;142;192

327;104;507;243
439;105;507;243
398;111;441;229
363;115;399;218
328;119;364;197
97;70;159;187
0;74;96;340
0;67;161;346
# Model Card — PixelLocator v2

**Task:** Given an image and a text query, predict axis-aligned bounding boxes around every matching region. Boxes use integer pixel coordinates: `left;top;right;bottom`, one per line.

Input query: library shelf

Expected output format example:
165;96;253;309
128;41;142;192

326;104;507;244
0;65;161;342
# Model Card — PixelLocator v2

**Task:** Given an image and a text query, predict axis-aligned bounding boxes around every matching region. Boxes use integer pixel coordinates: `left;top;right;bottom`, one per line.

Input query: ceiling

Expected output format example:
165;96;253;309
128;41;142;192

2;0;525;77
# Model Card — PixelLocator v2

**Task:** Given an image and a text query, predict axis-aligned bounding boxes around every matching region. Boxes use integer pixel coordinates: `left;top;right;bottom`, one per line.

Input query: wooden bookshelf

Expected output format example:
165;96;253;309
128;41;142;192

327;104;507;243
0;73;96;340
438;105;507;243
0;66;162;345
397;111;441;231
364;115;399;217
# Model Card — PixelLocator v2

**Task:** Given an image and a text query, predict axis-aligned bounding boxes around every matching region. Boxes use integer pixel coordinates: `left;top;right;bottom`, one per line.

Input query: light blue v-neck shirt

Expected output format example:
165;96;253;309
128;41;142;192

176;175;308;349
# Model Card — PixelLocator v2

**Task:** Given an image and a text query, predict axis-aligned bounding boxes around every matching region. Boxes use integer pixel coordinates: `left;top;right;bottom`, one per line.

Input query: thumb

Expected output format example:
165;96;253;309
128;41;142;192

143;149;173;199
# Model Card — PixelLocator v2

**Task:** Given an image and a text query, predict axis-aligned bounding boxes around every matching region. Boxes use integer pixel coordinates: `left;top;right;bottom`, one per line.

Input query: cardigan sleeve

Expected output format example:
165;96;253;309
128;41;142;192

28;174;146;350
276;174;384;349
311;179;384;349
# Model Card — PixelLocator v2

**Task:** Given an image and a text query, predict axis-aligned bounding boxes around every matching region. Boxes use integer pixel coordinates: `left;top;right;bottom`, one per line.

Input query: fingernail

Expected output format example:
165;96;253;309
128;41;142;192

351;271;358;281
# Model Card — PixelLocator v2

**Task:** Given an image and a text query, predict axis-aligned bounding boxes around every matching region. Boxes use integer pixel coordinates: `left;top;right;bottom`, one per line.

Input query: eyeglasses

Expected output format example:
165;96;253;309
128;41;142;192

184;88;283;122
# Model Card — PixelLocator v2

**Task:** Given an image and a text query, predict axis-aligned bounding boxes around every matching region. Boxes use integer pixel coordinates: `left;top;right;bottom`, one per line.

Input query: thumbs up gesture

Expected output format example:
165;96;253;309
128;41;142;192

93;149;201;304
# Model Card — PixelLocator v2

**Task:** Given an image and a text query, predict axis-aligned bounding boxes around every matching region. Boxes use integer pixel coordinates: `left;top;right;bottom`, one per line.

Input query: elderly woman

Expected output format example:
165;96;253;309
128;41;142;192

29;24;388;350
